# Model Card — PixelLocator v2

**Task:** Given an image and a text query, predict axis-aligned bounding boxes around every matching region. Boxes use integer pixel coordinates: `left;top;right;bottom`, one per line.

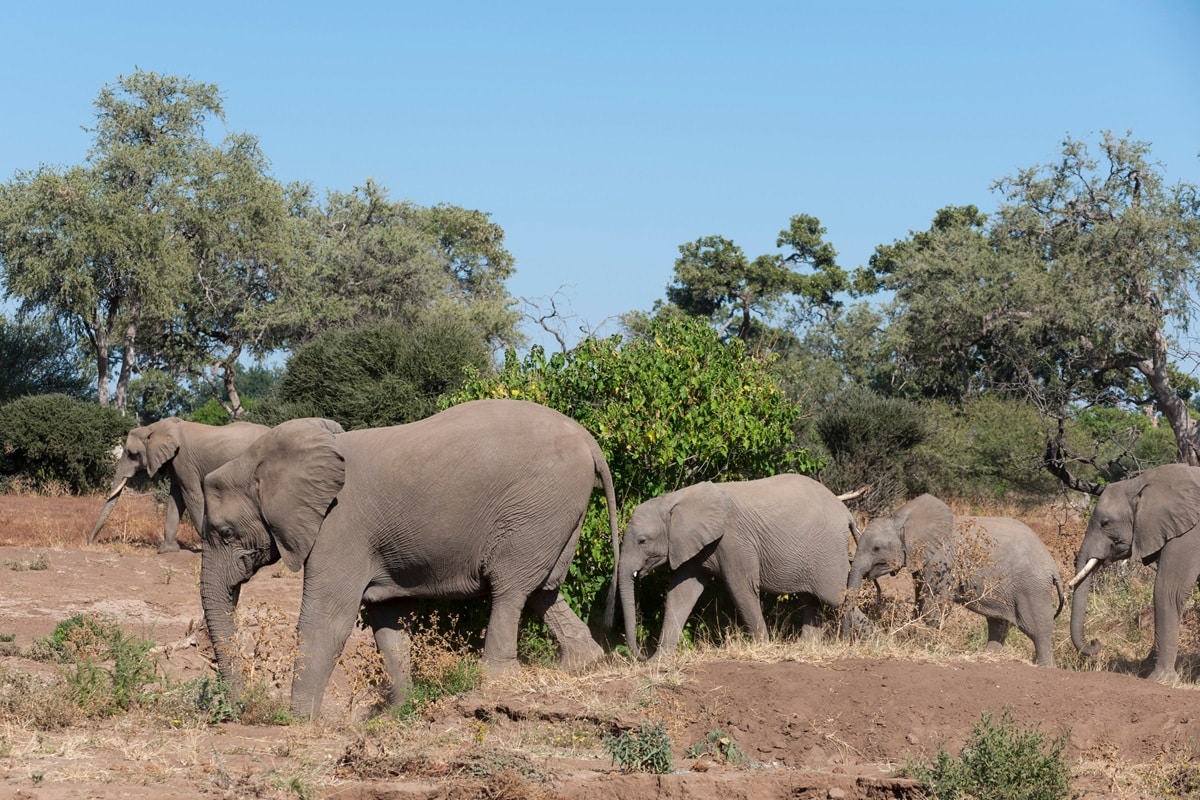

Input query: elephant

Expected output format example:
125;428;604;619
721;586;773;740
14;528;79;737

610;473;858;661
88;417;270;552
1069;463;1200;681
199;399;619;718
846;494;1064;667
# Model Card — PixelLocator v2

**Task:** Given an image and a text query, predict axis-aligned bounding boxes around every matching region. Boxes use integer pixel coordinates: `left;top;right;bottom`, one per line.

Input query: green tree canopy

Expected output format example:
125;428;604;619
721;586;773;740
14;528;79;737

0;70;296;416
664;214;845;342
257;311;490;430
284;181;522;352
0;315;91;403
845;132;1200;490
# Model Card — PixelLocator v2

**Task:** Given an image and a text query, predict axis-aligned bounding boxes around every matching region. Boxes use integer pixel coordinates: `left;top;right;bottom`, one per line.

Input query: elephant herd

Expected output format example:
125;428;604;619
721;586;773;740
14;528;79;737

86;399;1200;718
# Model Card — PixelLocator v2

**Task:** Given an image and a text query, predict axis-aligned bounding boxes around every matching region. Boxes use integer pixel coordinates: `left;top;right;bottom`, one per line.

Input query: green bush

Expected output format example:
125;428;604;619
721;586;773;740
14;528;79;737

603;720;674;774
908;709;1072;800
261;313;490;430
0;394;132;493
813;386;929;514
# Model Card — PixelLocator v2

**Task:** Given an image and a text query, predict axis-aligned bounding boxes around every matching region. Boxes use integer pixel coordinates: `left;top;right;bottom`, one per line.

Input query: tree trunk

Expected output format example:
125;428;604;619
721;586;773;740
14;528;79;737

1139;325;1200;466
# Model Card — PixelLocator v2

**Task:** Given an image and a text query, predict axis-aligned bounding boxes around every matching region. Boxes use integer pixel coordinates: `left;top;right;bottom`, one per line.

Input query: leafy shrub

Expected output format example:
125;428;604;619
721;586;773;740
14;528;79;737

908;709;1071;800
29;614;160;718
260;313;490;430
685;728;749;767
0;394;132;494
813;386;929;514
603;720;674;774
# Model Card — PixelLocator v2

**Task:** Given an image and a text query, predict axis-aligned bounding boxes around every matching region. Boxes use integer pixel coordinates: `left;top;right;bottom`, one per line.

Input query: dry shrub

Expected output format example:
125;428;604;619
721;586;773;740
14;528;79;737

233;600;297;690
335;635;388;717
0;668;78;729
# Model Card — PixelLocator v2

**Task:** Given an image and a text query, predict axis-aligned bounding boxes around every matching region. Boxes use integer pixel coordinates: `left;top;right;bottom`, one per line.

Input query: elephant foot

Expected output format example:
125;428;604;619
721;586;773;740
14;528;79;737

984;640;1004;652
157;541;181;554
1147;665;1178;683
557;638;604;672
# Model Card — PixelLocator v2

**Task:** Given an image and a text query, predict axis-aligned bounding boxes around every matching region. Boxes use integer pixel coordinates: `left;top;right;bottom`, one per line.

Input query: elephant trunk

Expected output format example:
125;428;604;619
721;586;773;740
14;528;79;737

87;477;128;543
842;562;867;637
619;564;643;661
200;558;246;697
1069;558;1101;657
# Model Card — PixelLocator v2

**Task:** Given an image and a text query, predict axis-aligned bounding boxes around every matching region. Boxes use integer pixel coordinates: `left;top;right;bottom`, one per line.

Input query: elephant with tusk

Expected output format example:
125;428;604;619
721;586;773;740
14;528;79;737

1070;463;1200;681
89;418;270;552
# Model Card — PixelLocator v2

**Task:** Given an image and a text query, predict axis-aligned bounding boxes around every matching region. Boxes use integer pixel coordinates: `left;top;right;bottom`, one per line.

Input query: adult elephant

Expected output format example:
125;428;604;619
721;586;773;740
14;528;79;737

88;418;270;552
200;399;618;718
609;474;857;661
1069;463;1200;681
846;494;1064;667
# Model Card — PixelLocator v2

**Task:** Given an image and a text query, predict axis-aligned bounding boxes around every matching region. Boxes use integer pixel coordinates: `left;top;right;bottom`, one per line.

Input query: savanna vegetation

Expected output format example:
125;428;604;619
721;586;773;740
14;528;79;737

0;69;1199;797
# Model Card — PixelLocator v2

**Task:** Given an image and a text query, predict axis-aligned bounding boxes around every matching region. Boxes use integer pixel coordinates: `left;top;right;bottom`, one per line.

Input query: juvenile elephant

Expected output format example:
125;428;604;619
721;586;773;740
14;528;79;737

847;494;1064;666
88;417;269;552
200;399;618;718
1070;463;1200;681
610;474;857;661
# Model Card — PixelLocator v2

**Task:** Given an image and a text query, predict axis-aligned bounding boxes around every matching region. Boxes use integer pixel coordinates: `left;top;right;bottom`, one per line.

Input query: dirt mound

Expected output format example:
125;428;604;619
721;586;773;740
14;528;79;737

0;494;1194;799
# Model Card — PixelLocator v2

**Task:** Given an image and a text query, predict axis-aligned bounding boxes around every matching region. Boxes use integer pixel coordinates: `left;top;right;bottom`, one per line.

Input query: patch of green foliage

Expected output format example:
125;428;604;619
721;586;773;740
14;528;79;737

907;709;1072;800
29;614;160;718
685;728;749;767
0;394;132;494
603;720;674;774
258;314;489;430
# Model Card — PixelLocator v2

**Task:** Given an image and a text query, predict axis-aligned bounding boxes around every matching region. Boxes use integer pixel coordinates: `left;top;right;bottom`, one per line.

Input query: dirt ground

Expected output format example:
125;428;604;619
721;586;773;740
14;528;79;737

0;493;1197;799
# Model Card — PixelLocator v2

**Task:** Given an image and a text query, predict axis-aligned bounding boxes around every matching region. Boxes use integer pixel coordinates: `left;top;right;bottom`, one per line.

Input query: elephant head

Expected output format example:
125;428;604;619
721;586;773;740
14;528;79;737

616;483;731;661
88;418;187;544
1069;463;1200;657
199;418;346;694
848;494;952;592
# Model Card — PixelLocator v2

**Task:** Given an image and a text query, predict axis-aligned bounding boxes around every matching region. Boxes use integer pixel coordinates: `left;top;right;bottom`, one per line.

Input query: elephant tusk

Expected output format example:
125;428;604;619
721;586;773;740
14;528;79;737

1068;557;1101;589
106;476;129;502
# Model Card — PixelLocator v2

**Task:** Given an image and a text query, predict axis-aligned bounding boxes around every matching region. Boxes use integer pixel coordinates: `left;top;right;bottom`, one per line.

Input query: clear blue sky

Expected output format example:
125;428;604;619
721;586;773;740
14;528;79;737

3;1;1198;349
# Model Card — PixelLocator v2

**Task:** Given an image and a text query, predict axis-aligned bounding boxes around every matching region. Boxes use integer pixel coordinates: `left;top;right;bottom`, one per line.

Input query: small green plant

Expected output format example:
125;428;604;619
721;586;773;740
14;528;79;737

685;728;749;767
390;614;483;721
27;614;160;717
907;709;1072;800
603;720;673;774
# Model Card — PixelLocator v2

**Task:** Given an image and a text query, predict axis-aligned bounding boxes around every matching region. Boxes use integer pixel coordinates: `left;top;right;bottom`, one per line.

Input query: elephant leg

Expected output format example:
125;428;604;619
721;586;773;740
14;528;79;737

159;482;184;553
651;566;708;661
291;587;363;719
1014;599;1056;667
365;598;417;707
480;592;524;675
985;617;1011;652
526;589;603;670
798;599;823;642
1146;545;1200;682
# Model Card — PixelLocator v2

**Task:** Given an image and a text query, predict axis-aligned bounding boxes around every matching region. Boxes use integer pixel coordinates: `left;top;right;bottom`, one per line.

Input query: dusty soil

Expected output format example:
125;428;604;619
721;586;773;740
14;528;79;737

0;493;1196;799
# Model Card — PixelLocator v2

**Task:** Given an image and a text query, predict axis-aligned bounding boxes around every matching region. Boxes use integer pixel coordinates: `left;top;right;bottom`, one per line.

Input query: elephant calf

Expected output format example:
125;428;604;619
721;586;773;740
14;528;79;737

610;473;858;660
847;494;1064;666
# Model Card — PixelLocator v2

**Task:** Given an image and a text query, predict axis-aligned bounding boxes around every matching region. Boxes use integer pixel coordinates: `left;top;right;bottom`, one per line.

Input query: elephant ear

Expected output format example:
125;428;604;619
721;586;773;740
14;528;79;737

146;422;182;476
667;483;731;570
1131;465;1200;564
254;419;346;572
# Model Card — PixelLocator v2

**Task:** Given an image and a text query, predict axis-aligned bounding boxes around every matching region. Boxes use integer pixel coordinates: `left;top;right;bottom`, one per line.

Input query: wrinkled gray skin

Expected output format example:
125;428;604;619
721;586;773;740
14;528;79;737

88;418;269;553
200;399;619;719
847;494;1064;667
610;474;857;661
1070;463;1200;682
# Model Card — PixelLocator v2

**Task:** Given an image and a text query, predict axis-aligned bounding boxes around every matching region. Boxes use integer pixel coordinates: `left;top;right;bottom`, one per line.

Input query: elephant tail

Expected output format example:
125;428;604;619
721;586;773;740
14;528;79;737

592;443;621;632
1052;571;1065;619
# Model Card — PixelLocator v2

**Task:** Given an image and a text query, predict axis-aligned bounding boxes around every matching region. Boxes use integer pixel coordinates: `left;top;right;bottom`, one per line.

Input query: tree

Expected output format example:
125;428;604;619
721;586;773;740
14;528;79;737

665;215;846;341
258;311;490;430
0;71;297;416
0;315;90;402
850;133;1200;490
284;181;522;351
